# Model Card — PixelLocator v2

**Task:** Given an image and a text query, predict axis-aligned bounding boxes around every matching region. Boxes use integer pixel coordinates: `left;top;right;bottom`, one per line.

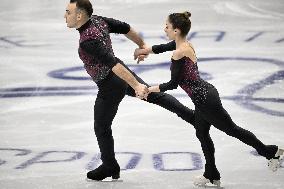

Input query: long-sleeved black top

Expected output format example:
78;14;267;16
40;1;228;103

150;41;182;92
77;15;130;83
152;43;213;105
159;58;184;92
152;41;176;54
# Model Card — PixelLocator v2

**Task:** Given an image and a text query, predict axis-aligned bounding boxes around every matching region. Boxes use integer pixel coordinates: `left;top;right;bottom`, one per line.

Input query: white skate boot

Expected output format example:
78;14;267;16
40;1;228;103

268;148;284;172
193;175;221;188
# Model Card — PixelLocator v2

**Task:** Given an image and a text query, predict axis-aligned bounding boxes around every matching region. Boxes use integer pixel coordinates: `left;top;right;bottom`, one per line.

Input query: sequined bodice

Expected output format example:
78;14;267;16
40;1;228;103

78;15;114;83
178;57;213;105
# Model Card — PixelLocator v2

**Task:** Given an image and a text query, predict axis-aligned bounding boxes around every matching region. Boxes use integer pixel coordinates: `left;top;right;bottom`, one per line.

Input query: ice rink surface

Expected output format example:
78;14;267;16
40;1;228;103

0;0;284;188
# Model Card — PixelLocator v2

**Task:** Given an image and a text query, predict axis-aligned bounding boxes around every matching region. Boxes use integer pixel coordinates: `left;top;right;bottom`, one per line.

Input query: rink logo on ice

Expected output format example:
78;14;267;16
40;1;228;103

0;148;203;171
1;148;282;171
0;57;283;117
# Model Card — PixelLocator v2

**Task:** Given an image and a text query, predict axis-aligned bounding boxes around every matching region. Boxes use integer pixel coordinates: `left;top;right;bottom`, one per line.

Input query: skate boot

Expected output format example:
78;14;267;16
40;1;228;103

268;147;284;172
193;175;221;188
87;164;120;181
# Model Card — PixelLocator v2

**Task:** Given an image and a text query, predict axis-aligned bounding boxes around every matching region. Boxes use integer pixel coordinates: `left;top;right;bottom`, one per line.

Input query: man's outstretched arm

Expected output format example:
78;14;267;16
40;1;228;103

124;27;146;48
80;39;148;99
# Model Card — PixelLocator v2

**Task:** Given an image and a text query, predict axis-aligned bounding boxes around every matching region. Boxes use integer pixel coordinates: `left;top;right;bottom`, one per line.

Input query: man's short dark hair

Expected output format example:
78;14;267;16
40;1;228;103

70;0;93;17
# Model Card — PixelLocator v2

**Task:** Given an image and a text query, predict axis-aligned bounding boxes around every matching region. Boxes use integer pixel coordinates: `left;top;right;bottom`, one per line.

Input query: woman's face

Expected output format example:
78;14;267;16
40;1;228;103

164;19;176;40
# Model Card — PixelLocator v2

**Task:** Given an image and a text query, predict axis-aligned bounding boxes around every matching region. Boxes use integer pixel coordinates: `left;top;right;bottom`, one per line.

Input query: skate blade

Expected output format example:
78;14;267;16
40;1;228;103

276;148;284;157
86;178;123;182
268;152;284;172
194;181;222;188
194;184;223;189
279;156;284;167
193;176;222;188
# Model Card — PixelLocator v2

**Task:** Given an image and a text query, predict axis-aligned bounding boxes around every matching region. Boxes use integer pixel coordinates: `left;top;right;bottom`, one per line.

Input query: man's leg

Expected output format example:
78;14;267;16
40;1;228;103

87;96;123;181
94;97;122;167
125;72;195;126
87;74;127;181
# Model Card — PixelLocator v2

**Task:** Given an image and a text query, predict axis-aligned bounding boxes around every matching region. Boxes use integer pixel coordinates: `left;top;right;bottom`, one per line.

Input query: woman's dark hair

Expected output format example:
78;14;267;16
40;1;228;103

70;0;93;17
168;11;191;37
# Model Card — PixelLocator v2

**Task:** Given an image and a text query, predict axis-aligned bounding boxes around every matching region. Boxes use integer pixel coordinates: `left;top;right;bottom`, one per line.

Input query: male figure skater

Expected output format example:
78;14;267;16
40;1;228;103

64;0;195;181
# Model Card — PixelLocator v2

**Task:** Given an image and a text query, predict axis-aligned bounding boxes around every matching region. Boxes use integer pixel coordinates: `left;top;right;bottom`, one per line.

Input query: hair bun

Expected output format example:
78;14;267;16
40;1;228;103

183;11;191;19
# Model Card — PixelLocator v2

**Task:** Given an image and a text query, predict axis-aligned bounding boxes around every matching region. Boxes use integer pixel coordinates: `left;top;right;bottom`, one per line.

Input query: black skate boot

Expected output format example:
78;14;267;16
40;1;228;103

87;163;120;181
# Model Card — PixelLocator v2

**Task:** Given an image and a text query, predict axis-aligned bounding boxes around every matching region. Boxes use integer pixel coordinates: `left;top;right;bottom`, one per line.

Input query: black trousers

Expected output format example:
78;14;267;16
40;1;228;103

94;72;195;167
193;86;278;182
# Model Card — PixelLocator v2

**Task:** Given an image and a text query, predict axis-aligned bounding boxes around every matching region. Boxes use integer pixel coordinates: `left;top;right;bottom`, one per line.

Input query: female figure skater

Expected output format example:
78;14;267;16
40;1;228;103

134;11;283;187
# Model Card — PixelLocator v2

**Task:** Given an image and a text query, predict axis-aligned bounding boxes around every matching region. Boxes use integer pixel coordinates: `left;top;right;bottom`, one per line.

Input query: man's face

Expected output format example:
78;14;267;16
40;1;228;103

64;3;79;28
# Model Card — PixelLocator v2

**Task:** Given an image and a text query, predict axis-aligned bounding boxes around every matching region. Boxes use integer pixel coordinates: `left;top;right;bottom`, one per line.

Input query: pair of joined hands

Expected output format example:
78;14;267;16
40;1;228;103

134;84;160;100
133;46;160;100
